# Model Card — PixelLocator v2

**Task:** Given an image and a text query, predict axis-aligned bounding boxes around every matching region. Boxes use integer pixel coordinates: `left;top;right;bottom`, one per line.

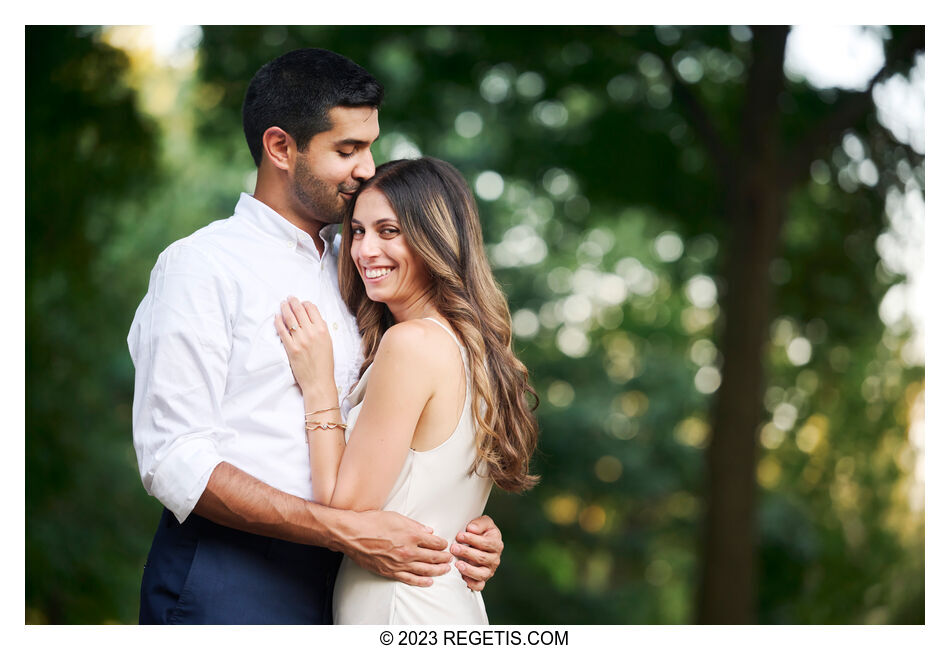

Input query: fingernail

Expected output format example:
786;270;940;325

457;561;467;570
450;544;460;554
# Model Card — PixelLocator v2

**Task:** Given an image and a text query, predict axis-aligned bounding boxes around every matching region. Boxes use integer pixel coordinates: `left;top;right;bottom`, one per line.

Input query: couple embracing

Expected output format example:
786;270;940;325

128;48;538;624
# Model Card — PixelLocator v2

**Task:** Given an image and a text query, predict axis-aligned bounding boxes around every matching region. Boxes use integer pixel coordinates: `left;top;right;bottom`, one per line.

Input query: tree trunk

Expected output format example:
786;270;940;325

696;26;789;624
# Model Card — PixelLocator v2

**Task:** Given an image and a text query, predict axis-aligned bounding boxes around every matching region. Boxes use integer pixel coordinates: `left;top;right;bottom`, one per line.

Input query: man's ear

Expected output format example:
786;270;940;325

261;126;295;171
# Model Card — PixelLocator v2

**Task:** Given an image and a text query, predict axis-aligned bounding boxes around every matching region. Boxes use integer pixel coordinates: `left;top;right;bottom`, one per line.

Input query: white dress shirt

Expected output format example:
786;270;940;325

128;193;363;523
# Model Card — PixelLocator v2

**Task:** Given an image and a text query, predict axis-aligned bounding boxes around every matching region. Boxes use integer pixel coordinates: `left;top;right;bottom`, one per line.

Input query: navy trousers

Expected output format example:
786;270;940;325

139;508;342;624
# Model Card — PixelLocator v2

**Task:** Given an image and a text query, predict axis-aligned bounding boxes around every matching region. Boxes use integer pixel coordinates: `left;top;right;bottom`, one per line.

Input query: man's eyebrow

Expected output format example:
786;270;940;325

333;137;377;147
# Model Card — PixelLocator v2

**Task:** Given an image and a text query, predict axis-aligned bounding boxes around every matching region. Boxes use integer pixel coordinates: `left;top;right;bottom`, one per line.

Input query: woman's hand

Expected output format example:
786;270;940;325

275;296;336;401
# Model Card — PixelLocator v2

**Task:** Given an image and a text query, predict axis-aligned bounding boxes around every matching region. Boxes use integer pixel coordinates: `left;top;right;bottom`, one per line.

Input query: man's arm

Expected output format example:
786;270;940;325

194;462;453;586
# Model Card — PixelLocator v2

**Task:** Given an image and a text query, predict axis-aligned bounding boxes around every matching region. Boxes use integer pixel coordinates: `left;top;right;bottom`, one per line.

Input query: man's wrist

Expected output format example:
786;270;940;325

318;504;359;554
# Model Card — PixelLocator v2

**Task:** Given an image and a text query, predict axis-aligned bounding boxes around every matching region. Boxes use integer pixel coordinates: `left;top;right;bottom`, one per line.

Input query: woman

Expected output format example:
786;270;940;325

275;157;538;624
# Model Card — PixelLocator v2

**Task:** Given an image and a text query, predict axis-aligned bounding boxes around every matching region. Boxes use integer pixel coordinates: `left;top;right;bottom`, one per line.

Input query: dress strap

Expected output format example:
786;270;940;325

423;317;465;355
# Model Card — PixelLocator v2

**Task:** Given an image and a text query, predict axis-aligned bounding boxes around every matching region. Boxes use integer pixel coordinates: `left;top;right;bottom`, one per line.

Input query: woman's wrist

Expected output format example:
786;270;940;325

304;403;340;415
303;388;340;410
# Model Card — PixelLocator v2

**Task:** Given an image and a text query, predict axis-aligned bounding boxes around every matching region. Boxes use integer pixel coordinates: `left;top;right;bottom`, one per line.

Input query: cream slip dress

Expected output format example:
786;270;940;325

332;318;492;624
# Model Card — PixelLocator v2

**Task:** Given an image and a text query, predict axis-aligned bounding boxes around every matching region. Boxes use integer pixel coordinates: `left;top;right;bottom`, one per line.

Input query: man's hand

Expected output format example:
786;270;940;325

341;510;453;587
452;515;503;591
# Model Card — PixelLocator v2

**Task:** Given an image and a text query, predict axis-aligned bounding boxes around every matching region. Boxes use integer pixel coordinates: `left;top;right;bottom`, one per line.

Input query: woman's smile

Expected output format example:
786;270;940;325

363;266;394;281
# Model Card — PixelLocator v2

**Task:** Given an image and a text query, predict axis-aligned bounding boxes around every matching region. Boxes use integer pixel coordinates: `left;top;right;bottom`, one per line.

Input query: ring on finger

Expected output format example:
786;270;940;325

289;324;299;333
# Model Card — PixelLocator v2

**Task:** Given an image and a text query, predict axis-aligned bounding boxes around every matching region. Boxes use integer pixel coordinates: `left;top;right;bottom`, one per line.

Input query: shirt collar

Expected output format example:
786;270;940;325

233;192;339;260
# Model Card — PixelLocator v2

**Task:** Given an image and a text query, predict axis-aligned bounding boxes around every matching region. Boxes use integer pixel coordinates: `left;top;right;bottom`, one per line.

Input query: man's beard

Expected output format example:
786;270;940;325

292;158;349;225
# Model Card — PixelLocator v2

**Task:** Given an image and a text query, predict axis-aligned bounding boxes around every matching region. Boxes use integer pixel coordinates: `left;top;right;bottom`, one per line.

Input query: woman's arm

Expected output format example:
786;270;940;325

277;299;436;510
330;321;436;511
278;302;504;586
275;297;343;504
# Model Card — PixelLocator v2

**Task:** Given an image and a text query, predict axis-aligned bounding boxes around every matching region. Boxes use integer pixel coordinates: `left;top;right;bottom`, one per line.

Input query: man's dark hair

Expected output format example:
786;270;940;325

242;48;384;167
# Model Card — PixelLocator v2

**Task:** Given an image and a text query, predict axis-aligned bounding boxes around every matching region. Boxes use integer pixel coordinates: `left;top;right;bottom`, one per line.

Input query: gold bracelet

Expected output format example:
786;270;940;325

305;406;340;416
305;421;348;431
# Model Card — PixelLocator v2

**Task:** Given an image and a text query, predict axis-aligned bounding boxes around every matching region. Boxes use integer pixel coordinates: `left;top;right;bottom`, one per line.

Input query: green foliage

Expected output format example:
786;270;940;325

26;26;162;623
25;26;923;624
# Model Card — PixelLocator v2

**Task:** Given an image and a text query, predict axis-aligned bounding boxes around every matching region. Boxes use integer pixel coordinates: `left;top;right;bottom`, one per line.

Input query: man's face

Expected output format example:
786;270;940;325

291;106;379;226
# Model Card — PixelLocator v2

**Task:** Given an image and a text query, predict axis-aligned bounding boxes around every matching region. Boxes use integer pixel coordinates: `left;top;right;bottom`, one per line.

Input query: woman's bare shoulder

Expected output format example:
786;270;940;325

376;319;460;371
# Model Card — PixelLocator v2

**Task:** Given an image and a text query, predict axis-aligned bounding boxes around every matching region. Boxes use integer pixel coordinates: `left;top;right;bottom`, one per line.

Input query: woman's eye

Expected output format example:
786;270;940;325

351;227;364;236
381;228;399;237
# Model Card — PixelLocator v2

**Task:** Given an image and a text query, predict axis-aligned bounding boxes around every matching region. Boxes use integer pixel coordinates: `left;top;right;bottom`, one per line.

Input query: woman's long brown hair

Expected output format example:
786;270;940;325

339;157;539;492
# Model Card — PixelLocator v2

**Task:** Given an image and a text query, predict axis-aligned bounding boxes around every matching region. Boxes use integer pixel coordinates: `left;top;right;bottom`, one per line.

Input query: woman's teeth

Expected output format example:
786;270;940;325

366;267;394;279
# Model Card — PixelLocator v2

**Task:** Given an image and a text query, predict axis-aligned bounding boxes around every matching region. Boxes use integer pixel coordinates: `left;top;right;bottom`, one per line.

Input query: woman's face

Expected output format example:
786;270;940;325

349;188;431;311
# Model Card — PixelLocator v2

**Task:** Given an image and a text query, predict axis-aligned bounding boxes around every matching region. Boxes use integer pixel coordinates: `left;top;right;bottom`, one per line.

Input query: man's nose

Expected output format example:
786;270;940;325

354;149;375;181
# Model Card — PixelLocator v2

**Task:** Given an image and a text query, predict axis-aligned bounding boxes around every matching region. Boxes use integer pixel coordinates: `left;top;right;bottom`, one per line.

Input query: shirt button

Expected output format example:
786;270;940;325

332;322;338;331
286;240;294;248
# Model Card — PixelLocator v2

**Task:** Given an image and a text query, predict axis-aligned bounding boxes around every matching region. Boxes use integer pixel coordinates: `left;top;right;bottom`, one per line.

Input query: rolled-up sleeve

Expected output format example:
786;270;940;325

128;242;233;522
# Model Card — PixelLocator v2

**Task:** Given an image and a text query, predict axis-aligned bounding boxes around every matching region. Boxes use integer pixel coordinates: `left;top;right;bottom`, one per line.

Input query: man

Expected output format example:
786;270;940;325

129;48;502;624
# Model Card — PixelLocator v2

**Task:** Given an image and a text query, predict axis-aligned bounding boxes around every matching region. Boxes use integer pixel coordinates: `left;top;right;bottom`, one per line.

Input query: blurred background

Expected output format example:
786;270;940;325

25;25;925;624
